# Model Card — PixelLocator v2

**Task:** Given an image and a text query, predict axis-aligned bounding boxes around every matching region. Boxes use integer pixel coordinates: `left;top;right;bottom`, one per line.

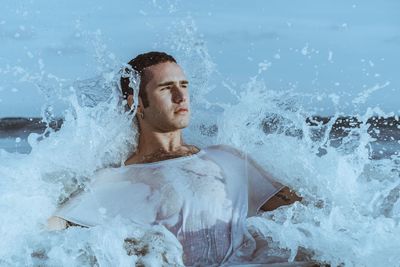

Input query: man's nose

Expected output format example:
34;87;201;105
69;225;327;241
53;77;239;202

171;85;186;103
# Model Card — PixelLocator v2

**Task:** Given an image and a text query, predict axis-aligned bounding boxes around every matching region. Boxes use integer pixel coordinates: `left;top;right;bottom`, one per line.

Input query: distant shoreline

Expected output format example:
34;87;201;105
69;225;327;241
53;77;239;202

0;117;63;138
0;116;399;139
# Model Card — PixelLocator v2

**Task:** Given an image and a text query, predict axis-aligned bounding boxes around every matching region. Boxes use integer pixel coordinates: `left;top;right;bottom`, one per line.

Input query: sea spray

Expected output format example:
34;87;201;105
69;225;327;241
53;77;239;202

0;13;399;267
224;86;400;266
1;63;399;267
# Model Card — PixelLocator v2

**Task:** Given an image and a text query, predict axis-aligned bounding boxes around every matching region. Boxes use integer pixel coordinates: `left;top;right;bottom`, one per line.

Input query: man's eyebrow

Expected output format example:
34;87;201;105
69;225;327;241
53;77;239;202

157;80;189;87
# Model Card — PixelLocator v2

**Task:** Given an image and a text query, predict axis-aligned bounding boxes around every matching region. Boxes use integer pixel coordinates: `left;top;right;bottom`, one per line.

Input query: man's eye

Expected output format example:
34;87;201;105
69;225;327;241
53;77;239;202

161;87;170;91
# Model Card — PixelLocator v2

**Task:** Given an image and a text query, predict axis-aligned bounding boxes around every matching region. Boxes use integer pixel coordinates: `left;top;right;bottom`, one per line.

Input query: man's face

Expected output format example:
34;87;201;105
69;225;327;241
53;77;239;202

140;62;190;132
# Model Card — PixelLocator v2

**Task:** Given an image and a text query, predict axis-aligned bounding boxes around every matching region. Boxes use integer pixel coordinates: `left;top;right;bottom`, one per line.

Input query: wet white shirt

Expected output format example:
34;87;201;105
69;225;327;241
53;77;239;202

54;144;284;266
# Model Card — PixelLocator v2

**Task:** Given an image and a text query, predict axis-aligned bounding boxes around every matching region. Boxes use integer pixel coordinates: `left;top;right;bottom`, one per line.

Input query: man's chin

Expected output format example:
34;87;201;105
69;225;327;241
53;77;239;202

176;122;189;129
174;119;190;130
158;119;189;132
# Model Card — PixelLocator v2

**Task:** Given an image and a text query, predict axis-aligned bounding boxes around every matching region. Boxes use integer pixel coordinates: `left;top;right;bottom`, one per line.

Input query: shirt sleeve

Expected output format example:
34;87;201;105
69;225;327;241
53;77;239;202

212;144;284;216
244;153;285;216
53;169;160;227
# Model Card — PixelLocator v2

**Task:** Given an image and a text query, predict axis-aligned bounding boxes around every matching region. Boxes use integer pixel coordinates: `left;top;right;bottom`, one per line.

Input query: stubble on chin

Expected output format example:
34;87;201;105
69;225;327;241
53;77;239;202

175;115;190;129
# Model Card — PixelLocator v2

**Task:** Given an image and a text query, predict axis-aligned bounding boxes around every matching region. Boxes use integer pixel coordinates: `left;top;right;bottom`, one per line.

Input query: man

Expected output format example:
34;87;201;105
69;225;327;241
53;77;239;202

47;52;303;266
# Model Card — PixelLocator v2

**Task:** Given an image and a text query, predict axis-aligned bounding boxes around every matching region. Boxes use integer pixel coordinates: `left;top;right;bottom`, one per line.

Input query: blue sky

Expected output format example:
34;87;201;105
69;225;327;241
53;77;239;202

0;0;399;117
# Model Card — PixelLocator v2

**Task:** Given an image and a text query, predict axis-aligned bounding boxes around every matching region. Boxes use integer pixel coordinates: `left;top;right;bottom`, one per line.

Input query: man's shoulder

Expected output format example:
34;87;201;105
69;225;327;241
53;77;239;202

92;166;120;180
205;144;246;159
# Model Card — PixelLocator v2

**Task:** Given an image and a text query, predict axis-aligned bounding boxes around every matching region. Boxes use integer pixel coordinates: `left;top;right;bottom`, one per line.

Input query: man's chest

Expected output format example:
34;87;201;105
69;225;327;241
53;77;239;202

111;158;238;231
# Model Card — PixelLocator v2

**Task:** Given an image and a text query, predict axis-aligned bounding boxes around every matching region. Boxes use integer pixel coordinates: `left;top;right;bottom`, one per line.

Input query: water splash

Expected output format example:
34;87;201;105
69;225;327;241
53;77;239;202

0;14;399;267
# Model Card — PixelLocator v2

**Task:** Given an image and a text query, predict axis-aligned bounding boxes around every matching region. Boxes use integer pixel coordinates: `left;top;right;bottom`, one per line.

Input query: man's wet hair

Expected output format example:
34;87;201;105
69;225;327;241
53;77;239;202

120;51;177;108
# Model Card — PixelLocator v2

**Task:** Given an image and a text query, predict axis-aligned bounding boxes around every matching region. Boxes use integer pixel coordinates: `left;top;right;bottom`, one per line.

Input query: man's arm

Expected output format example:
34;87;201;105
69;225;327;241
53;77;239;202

47;216;68;231
260;186;302;212
47;216;85;231
246;154;302;212
210;144;302;213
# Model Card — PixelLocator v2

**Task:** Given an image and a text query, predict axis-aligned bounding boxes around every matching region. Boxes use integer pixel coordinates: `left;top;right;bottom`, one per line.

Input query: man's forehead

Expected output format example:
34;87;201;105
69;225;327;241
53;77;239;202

145;62;186;82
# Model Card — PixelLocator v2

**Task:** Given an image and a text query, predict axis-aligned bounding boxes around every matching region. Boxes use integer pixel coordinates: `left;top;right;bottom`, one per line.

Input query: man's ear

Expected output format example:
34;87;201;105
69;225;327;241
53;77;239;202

127;95;134;109
137;97;144;112
127;95;144;117
135;97;145;121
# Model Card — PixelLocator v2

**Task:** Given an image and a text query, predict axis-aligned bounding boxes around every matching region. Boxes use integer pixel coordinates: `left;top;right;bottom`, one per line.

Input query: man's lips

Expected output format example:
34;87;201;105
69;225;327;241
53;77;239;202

174;108;188;113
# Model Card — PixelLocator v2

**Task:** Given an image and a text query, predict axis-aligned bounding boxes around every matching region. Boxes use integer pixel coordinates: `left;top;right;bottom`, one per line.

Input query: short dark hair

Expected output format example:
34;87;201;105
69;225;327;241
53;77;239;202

120;51;177;108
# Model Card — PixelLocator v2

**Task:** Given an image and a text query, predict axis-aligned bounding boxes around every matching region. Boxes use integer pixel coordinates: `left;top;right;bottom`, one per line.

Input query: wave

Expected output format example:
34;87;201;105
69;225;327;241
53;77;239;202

0;13;399;267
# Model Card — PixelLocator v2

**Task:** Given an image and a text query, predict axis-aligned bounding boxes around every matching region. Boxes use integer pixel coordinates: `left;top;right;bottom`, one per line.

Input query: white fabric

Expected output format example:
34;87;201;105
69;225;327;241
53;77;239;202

54;145;285;266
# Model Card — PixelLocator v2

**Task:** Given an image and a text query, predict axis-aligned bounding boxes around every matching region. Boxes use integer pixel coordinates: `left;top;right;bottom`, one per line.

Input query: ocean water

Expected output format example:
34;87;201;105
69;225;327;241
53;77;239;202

1;75;399;266
1;1;400;266
1;139;32;155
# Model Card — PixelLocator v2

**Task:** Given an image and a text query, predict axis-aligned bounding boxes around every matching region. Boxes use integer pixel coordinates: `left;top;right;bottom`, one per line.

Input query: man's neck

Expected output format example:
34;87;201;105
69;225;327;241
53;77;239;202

124;125;200;165
136;129;184;156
